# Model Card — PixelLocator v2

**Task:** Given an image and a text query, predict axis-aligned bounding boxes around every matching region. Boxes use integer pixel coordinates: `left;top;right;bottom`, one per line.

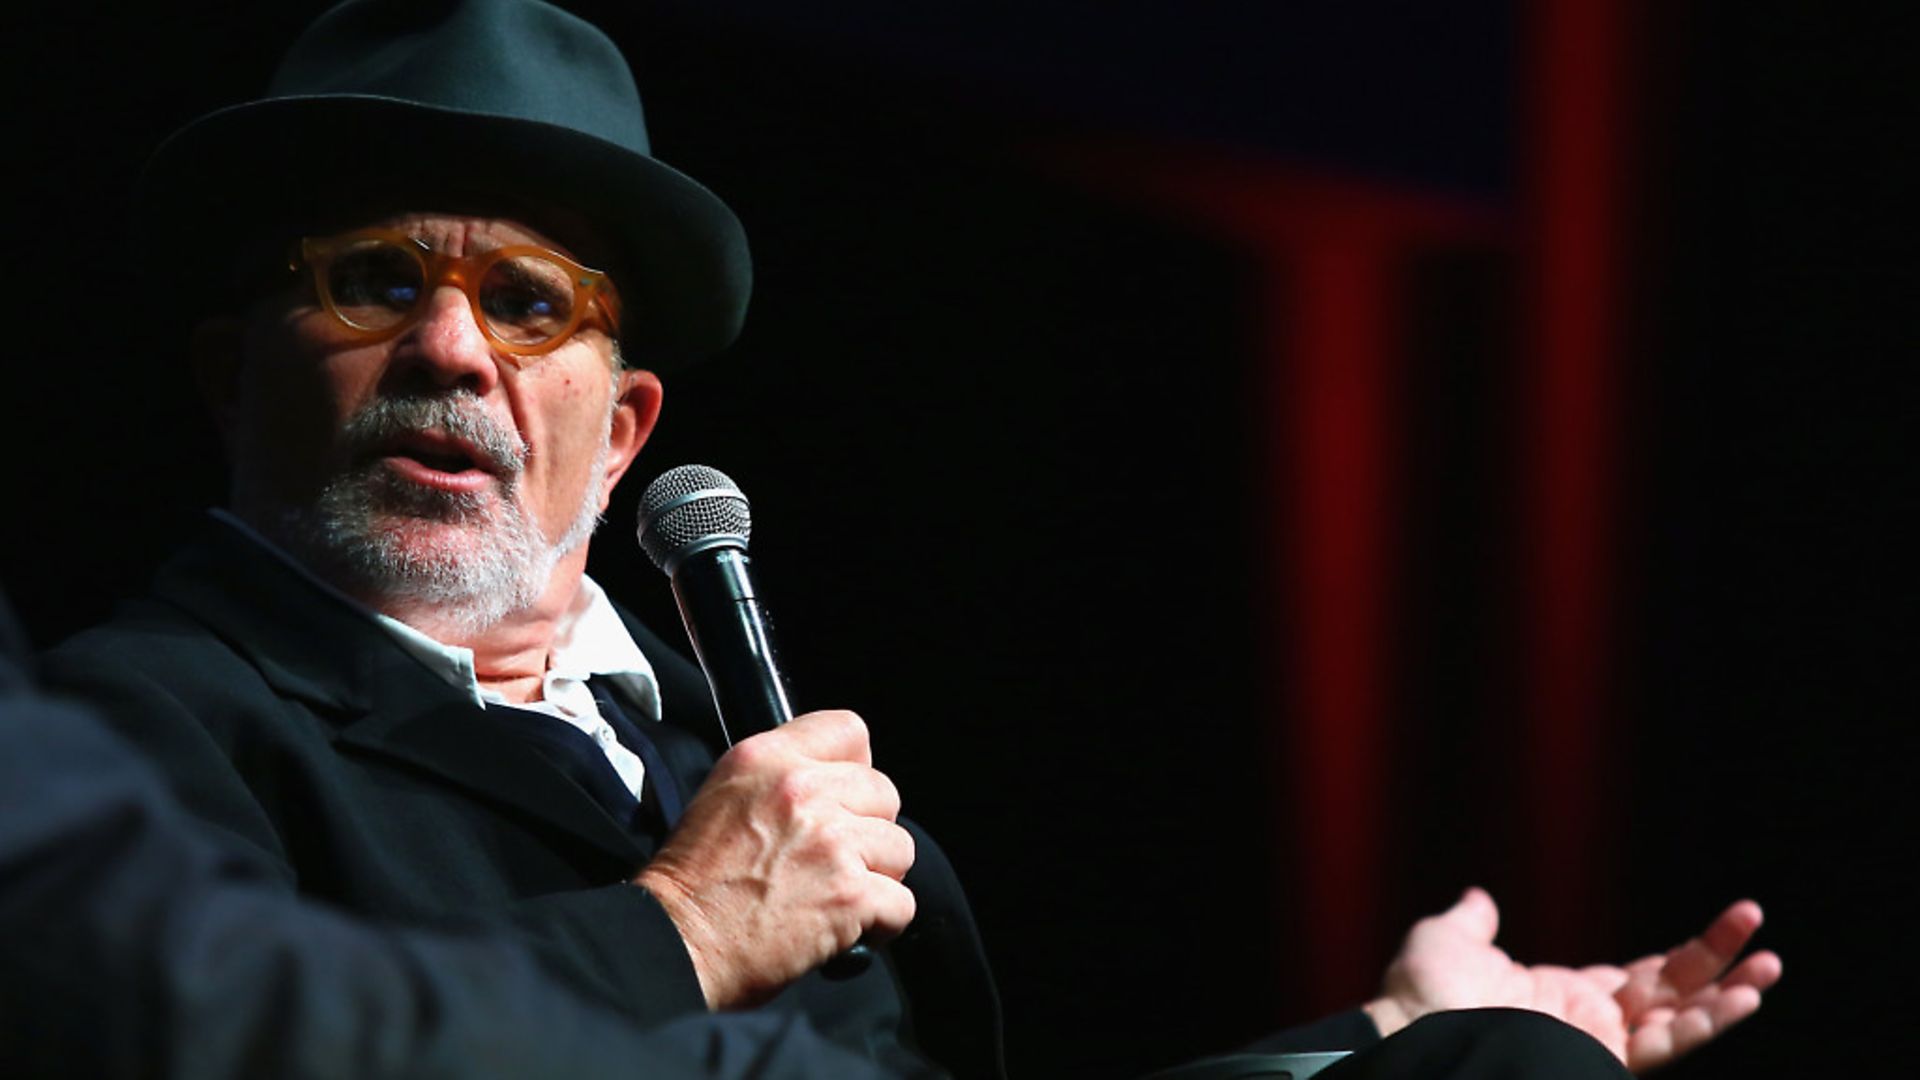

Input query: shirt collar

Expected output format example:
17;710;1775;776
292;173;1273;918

208;508;661;721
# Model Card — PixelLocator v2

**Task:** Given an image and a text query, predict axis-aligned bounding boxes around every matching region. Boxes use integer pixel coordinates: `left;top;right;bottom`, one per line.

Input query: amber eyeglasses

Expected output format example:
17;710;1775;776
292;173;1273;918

293;229;622;358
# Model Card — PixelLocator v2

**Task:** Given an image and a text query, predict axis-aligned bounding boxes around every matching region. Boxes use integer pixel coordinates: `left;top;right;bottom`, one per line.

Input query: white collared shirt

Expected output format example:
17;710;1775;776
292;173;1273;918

212;509;662;798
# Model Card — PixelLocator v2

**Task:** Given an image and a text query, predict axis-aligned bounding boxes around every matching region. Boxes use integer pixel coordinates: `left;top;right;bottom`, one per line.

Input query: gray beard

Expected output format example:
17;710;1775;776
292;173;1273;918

267;392;609;637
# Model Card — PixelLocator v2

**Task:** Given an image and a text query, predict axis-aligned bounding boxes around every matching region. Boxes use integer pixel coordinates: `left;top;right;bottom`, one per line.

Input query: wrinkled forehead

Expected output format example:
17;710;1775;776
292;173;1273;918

299;191;618;272
333;213;573;262
227;184;624;301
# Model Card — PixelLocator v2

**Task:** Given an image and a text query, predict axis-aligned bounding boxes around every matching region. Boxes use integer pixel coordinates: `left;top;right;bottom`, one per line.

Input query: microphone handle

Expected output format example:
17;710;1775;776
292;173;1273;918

670;546;875;979
671;547;793;746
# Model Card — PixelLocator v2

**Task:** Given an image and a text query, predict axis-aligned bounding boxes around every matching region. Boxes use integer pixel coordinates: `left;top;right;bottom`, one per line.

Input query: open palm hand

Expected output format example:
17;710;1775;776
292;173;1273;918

1362;888;1782;1073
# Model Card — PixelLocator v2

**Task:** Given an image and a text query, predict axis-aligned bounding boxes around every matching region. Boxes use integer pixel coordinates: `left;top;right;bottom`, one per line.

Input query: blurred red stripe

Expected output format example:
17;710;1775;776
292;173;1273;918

1519;0;1631;960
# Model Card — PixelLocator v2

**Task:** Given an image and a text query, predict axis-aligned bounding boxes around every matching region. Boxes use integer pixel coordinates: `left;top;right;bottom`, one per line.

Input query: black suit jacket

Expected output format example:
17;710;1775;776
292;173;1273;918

4;586;929;1079
40;520;1002;1078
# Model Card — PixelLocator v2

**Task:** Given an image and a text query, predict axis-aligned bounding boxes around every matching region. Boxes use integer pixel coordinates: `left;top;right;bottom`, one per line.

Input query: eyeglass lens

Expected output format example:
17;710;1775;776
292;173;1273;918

324;238;581;346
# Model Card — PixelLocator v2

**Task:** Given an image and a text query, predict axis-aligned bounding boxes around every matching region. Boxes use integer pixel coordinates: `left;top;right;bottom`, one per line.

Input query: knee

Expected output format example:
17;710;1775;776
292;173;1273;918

1397;1008;1628;1079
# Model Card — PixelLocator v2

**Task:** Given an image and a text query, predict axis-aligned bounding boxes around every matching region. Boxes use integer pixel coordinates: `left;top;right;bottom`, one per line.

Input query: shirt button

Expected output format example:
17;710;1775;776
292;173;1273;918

596;727;615;743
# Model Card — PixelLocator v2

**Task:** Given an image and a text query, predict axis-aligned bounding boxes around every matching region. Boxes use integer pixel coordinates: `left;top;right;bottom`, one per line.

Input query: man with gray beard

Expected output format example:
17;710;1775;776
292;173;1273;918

288;386;613;635
41;2;995;1076
40;2;1777;1078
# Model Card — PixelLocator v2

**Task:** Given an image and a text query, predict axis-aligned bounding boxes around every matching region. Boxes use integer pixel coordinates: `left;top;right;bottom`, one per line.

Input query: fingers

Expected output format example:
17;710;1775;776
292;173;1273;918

636;708;916;1009
773;759;902;821
1681;895;1766;972
1697;983;1765;1035
1625;1011;1680;1072
1614;899;1780;1071
720;713;899;821
803;817;916;942
1393;887;1499;970
775;709;874;765
839;813;916;882
1577;964;1631;996
1695;900;1764;965
1719;948;1784;993
1626;983;1767;1072
1437;886;1500;943
1659;899;1766;997
1622;952;1664;979
865;873;919;942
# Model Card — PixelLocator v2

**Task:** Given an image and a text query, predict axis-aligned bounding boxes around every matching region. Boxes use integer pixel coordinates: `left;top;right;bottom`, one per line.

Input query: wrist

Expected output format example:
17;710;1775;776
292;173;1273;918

1362;995;1416;1038
633;867;728;1009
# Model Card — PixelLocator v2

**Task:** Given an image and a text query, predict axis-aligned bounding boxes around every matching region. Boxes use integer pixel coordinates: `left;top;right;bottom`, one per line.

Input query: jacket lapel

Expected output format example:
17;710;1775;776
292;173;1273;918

153;517;649;866
333;680;652;865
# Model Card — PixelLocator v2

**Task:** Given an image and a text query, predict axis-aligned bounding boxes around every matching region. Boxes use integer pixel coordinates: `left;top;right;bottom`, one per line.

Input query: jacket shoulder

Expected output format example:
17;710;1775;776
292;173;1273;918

46;593;258;678
38;599;296;867
41;593;294;738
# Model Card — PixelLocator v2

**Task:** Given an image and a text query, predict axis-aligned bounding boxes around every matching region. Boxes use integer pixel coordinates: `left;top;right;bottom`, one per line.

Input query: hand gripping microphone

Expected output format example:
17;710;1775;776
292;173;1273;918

636;464;874;979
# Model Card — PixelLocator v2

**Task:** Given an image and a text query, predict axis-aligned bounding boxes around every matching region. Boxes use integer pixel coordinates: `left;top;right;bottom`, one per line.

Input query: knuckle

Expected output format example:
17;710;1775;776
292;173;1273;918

818;709;868;743
808;815;853;855
722;733;774;771
829;871;868;910
790;710;872;763
798;832;838;871
770;768;816;810
873;772;902;816
812;855;868;909
818;828;871;882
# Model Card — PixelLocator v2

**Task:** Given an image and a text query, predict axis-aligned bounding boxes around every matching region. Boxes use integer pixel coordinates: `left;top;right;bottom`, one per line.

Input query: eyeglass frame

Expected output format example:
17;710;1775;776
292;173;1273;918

290;228;624;360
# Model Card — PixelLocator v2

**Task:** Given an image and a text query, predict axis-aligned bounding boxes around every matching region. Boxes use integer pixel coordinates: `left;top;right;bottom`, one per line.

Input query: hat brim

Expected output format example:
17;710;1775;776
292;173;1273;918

135;94;751;368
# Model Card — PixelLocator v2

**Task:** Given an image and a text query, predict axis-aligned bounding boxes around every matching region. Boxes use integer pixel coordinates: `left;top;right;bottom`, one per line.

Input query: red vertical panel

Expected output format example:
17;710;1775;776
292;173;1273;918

1038;144;1502;1013
1275;232;1399;1010
1522;0;1628;956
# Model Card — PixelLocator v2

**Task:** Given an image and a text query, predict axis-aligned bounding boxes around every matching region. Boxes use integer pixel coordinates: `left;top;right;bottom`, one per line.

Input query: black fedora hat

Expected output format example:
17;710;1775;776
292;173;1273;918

135;0;749;367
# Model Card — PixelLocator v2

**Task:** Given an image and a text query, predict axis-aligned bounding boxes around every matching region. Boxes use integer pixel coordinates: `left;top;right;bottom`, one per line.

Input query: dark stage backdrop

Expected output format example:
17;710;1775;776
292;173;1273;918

5;2;1909;1076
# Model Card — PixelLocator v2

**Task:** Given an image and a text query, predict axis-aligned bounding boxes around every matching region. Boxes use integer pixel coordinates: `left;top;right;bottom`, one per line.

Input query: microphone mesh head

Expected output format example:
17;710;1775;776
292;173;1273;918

637;464;752;571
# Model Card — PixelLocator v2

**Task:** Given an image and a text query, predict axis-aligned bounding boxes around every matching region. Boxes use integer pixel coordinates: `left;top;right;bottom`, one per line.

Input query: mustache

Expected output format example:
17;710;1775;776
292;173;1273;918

340;391;529;476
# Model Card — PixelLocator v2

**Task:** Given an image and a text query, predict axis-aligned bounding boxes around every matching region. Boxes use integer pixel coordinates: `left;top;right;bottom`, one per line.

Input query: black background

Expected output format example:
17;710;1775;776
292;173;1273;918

5;2;1911;1075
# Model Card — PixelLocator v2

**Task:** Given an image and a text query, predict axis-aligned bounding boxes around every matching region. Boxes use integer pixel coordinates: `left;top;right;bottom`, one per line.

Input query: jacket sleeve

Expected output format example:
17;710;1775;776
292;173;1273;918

1240;1009;1383;1054
34;634;716;1029
3;639;914;1079
501;880;711;1019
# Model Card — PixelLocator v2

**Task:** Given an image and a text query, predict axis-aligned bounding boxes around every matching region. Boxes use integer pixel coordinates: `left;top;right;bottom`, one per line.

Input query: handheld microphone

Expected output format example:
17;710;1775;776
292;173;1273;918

637;464;791;745
636;464;874;978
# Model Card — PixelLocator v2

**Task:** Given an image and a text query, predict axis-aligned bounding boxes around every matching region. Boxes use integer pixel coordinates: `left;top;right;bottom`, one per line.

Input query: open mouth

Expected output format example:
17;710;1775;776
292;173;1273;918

373;430;503;493
400;441;482;474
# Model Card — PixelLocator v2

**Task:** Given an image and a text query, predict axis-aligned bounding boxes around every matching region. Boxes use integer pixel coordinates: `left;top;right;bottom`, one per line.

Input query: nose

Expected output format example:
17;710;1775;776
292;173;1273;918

389;284;501;395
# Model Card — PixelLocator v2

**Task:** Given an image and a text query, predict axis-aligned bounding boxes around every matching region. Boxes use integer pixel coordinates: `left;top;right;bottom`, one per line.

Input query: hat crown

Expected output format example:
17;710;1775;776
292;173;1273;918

137;0;751;361
268;0;652;156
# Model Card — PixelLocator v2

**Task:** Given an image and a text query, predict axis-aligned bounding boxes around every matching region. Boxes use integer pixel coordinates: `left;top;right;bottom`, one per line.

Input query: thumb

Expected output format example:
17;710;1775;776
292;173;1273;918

1443;886;1500;942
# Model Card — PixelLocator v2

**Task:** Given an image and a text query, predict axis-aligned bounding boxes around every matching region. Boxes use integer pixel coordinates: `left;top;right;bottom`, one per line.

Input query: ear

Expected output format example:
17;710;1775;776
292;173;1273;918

190;316;248;447
597;366;663;510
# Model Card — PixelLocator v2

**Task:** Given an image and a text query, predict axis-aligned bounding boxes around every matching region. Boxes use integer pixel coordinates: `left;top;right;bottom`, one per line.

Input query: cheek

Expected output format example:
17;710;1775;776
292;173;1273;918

234;319;384;474
550;369;614;440
248;357;363;438
525;377;613;492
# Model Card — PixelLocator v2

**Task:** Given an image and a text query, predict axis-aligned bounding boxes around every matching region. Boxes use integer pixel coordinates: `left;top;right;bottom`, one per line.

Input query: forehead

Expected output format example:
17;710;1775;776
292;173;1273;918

344;212;575;259
299;191;614;270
